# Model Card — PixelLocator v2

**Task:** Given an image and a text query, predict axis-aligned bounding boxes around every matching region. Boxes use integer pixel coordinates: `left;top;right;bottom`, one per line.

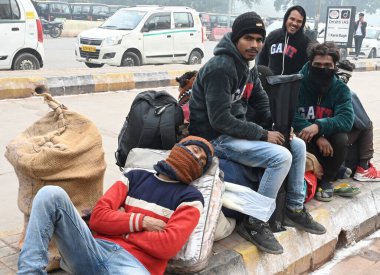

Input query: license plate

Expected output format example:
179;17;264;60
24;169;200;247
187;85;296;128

81;45;96;52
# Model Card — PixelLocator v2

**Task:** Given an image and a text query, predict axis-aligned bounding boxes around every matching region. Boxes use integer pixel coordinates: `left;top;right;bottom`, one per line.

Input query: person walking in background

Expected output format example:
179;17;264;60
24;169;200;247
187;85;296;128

257;5;310;75
354;12;367;60
336;60;380;181
189;11;325;255
293;42;354;202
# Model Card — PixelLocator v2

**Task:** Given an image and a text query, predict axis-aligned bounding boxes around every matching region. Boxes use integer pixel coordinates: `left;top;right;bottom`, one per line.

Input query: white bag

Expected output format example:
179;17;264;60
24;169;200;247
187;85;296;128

222;182;276;222
124;148;224;273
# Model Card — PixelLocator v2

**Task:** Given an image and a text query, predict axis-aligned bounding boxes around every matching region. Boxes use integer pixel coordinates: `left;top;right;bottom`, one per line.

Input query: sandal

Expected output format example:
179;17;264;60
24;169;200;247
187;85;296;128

333;183;360;197
315;187;334;202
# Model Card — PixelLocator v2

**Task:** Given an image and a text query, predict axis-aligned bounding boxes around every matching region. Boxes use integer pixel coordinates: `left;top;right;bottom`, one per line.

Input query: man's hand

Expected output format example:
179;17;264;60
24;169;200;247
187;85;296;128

299;124;319;143
289;127;295;141
267;131;285;145
142;216;167;232
316;137;333;157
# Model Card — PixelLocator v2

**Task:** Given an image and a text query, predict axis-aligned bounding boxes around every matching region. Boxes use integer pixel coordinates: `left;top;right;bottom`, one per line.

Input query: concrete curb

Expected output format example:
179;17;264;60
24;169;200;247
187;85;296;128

1;60;379;101
0;69;192;100
210;180;380;275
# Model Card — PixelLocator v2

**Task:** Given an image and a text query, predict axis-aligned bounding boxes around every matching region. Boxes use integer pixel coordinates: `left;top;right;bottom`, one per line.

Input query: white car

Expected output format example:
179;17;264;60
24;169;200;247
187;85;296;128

75;6;205;68
0;0;44;70
349;27;380;58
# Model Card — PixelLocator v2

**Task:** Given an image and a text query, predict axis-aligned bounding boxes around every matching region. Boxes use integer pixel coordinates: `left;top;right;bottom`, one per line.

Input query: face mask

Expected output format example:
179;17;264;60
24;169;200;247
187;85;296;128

308;65;336;94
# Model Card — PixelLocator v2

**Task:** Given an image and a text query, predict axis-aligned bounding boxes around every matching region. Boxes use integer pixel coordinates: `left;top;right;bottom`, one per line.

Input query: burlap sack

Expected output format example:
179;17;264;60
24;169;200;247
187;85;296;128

5;93;106;271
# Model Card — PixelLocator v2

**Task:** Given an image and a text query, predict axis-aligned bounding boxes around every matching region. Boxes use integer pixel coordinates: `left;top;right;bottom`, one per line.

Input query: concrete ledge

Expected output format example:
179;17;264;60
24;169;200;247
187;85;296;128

210;180;380;274
61;20;103;38
0;60;379;101
0;68;195;99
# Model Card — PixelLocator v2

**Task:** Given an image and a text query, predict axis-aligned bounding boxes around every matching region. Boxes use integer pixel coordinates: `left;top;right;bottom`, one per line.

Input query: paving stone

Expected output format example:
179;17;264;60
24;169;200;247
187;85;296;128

329;255;375;275
0;266;16;275
0;247;17;259
0;254;18;270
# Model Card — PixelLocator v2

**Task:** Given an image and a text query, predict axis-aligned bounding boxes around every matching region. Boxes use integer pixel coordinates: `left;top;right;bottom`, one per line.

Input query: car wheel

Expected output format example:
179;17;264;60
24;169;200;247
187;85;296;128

121;52;140;66
49;26;62;38
85;62;104;68
13;53;40;70
188;50;202;65
368;48;376;59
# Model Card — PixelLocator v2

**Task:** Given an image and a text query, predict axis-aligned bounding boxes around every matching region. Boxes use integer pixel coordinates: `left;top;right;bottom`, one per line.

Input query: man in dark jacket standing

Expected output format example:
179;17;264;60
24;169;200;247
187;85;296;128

257;5;310;75
293;42;354;202
189;11;325;255
354;12;367;59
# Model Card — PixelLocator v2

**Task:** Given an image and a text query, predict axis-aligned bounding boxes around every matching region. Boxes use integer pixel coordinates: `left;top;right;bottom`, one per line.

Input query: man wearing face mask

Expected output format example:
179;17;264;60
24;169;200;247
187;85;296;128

257;5;310;75
292;42;354;202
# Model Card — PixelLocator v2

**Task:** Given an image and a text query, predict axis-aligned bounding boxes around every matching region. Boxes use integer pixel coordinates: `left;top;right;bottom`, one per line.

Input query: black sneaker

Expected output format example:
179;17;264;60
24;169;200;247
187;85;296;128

237;216;283;254
284;207;326;235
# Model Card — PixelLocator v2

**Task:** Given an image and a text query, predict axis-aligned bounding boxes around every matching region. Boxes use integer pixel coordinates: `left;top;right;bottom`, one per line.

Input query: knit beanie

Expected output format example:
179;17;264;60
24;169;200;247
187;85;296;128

231;12;266;43
153;136;214;184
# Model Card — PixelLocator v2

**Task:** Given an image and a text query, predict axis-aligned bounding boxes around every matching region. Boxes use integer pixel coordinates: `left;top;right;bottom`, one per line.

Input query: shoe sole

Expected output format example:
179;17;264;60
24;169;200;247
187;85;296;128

236;224;283;255
353;176;380;182
283;216;326;235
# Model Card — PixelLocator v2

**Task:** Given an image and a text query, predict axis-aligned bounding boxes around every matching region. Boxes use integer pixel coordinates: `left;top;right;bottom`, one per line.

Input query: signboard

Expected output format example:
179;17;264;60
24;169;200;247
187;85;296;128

324;6;356;48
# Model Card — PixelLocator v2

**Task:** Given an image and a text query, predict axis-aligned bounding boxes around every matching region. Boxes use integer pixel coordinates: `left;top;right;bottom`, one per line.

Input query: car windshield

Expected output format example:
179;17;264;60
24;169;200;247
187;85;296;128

366;29;379;39
100;10;146;30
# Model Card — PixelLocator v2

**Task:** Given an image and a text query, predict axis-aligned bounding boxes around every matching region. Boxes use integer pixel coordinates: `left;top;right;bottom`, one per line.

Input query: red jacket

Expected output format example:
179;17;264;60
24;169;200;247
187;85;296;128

89;170;204;275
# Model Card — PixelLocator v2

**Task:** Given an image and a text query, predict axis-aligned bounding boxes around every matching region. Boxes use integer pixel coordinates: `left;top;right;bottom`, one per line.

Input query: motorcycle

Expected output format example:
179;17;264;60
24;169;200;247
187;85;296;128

41;19;63;38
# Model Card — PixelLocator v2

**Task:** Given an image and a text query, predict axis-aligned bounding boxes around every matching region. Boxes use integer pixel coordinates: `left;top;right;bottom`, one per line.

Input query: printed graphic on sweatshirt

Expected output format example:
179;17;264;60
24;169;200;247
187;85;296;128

270;43;298;58
231;82;254;102
298;106;333;120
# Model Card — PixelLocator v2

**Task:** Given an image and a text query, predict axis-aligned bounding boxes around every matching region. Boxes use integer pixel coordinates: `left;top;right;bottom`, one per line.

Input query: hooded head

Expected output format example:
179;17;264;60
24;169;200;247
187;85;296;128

282;5;307;36
231;11;266;43
336;60;355;84
153;136;214;184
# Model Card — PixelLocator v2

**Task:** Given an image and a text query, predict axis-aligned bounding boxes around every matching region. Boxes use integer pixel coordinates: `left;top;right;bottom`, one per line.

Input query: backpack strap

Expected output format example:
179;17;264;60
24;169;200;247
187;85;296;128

138;107;161;148
159;103;177;149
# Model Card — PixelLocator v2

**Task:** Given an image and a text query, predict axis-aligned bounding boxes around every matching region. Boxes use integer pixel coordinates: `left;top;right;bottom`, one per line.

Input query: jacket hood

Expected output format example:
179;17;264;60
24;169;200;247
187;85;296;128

282;5;307;37
214;33;250;70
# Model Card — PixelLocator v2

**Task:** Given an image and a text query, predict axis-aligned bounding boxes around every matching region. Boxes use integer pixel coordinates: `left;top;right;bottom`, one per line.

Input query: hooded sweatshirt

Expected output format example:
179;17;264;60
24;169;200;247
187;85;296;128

292;62;354;137
188;32;270;141
257;5;310;75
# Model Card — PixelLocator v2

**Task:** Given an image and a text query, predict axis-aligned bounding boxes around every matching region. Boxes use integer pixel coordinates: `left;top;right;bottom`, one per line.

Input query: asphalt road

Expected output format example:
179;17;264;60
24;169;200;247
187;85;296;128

42;36;218;70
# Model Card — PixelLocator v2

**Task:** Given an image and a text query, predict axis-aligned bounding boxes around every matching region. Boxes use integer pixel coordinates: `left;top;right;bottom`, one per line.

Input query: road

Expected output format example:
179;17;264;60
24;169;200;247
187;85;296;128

42;37;218;70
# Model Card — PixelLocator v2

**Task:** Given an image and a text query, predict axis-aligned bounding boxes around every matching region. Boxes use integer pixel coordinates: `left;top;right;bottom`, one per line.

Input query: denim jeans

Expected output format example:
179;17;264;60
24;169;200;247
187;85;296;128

212;135;306;211
17;186;150;275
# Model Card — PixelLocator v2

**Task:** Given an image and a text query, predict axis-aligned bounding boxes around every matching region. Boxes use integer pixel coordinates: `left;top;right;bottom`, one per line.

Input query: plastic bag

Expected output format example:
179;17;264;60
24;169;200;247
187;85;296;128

222;182;276;222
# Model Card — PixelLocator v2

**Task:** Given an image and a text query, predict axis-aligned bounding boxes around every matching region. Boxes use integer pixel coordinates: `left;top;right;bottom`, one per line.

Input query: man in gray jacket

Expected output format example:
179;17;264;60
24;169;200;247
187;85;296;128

189;11;325;255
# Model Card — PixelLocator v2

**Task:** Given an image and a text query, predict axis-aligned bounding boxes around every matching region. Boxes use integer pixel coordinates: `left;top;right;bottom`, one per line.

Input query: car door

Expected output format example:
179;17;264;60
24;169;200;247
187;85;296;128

142;12;173;64
173;11;198;62
0;0;24;69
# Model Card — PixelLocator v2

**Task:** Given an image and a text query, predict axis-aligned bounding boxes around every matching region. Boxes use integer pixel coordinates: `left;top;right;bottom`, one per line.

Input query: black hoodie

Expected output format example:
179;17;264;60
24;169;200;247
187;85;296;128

257;5;310;75
188;33;270;141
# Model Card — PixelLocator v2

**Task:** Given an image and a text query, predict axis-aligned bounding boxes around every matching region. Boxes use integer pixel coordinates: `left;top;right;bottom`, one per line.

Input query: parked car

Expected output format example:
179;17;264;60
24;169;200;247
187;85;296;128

75;6;204;68
33;1;71;21
0;0;44;70
108;4;128;17
349;27;380;58
70;2;109;21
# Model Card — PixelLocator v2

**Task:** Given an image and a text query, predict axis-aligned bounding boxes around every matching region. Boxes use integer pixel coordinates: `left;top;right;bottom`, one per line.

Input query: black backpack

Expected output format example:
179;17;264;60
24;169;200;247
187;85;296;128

115;90;184;168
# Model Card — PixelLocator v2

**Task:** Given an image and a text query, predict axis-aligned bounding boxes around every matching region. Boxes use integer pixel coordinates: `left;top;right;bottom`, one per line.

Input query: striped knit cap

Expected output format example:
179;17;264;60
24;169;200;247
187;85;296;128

153;136;214;184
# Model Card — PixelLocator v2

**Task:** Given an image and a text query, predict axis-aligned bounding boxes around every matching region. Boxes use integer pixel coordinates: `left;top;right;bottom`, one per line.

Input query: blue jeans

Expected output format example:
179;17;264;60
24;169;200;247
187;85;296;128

212;135;306;211
17;186;150;275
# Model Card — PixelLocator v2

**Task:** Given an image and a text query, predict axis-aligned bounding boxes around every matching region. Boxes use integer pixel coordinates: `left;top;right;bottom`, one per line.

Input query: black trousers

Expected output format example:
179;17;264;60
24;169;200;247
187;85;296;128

354;35;364;57
307;133;349;182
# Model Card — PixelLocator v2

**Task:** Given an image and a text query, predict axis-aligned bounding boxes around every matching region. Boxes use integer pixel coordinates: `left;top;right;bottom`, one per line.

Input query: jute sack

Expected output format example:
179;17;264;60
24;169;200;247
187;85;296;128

5;93;106;271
